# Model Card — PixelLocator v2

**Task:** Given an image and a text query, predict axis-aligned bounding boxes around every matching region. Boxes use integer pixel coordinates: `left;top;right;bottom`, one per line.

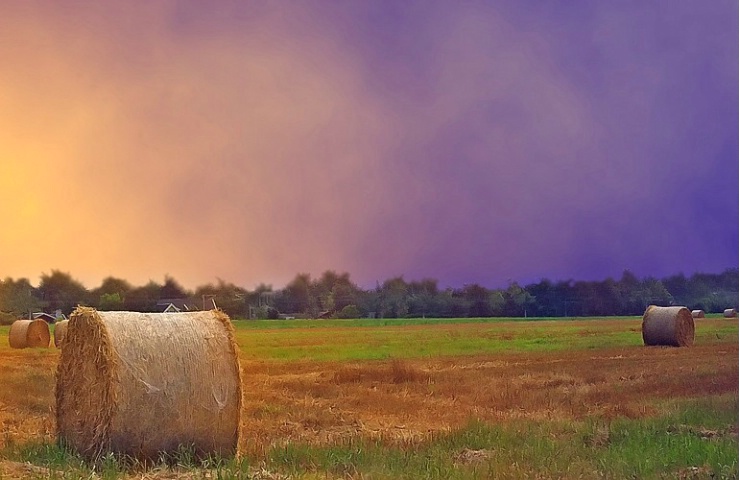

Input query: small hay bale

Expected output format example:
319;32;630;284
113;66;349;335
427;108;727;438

8;319;51;349
56;307;242;462
691;310;705;319
723;308;737;318
642;305;694;347
54;320;69;348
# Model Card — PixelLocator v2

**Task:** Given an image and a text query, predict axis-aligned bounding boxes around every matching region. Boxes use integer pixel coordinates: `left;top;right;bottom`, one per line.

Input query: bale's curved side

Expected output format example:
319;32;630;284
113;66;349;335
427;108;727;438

9;320;31;348
56;308;242;462
691;310;705;319
642;305;694;347
54;320;69;348
723;308;737;318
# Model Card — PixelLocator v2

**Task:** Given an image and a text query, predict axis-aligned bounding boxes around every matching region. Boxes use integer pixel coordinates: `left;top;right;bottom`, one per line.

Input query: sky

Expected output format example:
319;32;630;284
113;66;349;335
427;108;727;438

1;1;737;291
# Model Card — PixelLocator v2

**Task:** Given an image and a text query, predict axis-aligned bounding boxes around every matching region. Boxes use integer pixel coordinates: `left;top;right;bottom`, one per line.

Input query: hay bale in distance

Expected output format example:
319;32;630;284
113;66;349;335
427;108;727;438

54;320;69;348
691;310;705;319
642;305;694;347
56;307;242;462
723;308;737;318
8;319;51;349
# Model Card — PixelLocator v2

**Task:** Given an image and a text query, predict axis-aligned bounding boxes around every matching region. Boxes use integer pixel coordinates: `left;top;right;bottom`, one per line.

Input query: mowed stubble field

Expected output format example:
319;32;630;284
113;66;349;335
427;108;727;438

0;316;737;479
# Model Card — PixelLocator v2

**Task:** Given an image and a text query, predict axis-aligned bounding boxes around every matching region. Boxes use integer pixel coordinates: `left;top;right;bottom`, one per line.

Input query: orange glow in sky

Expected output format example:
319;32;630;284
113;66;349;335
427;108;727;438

1;2;736;290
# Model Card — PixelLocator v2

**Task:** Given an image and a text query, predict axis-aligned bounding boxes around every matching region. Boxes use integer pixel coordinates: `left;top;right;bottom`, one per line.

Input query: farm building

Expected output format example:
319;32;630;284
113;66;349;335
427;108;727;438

156;298;197;313
31;312;63;324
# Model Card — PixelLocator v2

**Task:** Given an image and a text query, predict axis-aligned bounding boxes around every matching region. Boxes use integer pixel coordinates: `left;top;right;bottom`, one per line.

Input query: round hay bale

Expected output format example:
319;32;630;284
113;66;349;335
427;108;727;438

54;320;69;348
56;307;242;462
9;319;51;349
642;305;694;347
723;308;736;318
690;309;705;319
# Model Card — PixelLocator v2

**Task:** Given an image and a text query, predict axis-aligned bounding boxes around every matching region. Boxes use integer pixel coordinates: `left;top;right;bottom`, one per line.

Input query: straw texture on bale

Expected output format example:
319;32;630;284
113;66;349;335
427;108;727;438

642;305;694;347
56;307;242;461
691;310;705;319
723;308;737;318
8;319;51;349
54;320;69;348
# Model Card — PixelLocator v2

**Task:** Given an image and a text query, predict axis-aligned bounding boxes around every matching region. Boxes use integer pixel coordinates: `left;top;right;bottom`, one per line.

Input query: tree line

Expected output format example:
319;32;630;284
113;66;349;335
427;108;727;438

0;268;736;322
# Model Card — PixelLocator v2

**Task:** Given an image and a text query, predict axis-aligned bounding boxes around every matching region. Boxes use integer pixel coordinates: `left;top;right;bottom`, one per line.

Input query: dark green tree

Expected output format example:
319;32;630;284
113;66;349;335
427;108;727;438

37;270;88;315
160;275;190;299
460;283;492;317
194;279;248;318
379;276;409;318
91;276;132;310
0;277;43;315
123;281;161;312
99;292;124;311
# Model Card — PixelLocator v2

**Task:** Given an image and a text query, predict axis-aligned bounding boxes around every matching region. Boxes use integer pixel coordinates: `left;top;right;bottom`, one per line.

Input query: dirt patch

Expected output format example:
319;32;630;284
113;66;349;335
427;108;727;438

0;460;50;478
453;448;494;465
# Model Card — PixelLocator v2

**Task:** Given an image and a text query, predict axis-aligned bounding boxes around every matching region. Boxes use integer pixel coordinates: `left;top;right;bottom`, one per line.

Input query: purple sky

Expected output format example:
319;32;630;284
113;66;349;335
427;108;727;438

1;1;736;289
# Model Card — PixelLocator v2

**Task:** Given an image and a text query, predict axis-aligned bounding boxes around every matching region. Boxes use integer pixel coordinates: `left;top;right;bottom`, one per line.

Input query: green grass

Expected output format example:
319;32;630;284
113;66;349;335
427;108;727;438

234;317;738;362
261;395;739;479
1;441;255;480
7;396;736;479
234;316;637;329
3;317;734;362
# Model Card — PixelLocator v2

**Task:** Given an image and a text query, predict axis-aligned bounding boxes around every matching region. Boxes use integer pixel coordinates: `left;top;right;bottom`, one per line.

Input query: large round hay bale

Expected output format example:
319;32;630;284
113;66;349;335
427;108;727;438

691;310;705;319
642;305;694;347
53;320;69;348
723;308;737;318
56;307;242;461
8;319;51;348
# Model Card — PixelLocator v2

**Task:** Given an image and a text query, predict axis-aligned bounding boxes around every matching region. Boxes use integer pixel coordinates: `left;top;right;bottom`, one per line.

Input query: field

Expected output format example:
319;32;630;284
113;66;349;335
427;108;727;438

0;316;737;479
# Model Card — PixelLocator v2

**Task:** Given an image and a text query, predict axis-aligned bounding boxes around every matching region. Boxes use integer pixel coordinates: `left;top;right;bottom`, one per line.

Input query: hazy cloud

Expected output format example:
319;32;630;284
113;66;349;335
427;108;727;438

1;1;736;289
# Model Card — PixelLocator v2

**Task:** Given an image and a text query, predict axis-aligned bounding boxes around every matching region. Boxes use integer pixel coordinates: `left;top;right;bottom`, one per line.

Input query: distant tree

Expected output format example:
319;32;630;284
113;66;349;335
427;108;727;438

160;275;190;299
663;273;689;304
573;281;597;316
123;281;161;312
488;290;506;316
329;276;360;312
246;283;274;319
90;277;132;310
617;270;644;315
405;278;440;316
460;283;492;317
504;282;535;317
313;271;341;312
337;304;361;319
37;270;88;315
0;277;43;315
641;278;674;306
379;276;409;318
94;277;132;297
597;278;624;316
356;286;380;318
275;273;312;314
436;288;467;318
99;292;124;311
194;279;248;318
